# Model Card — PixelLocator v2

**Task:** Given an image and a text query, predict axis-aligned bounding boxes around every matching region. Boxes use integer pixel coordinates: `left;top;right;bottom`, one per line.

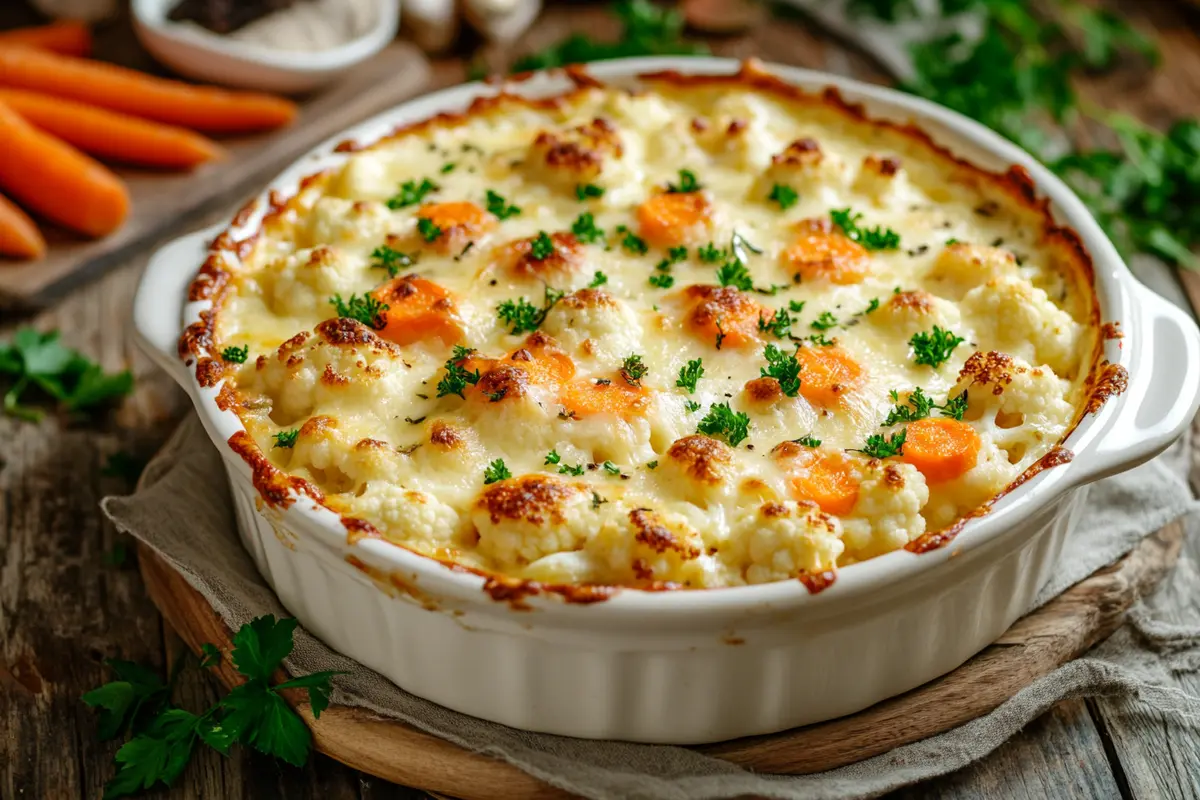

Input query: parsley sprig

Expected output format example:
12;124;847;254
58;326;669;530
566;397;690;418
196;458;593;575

437;345;482;398
883;387;970;425
484;459;512;484
768;183;799;209
0;328;133;421
697;402;751;446
572;212;605;244
761;344;802;397
221;345;249;364
830;208;901;250
386;178;437;209
909;325;965;368
497;286;565;334
620;354;648;386
329;293;388;330
485;190;521;220
676;358;704;393
371;244;415;277
853;430;907;459
84;616;343;798
666;169;702;193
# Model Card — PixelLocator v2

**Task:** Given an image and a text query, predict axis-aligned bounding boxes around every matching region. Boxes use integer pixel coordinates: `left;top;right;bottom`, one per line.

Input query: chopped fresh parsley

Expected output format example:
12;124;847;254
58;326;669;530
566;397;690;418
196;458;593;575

853;430;907;459
714;319;727;350
945;237;960;245
441;163;456;173
667;168;702;193
757;307;794;339
697;402;751;446
576;183;605;201
545;450;562;465
601;461;622;475
939;390;969;421
588;271;608;288
830;208;901;250
646;460;659;469
0;328;134;422
753;283;791;296
684;399;702;412
810;311;839;331
667;245;688;262
620;354;648;386
370;244;415;277
571;212;605;244
716;260;754;291
909;325;965;368
496;286;564;334
221;345;249;364
648;273;675;289
808;333;835;347
485;189;521;220
794;435;822;447
386;178;437;209
883;387;937;426
760;344;802;397
416;217;442;242
329;293;388;330
85;615;343;797
529;231;555;260
768;183;799;209
676;358;704;393
861;298;881;315
436;345;481;399
559;463;586;476
620;229;648;254
272;429;299;448
788;299;806;313
483;459;512;484
697;242;726;263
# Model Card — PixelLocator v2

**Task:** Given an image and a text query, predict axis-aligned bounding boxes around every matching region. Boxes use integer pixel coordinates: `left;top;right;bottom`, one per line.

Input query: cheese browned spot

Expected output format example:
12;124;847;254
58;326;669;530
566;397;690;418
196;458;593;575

629;508;702;559
475;475;585;526
666;434;734;484
502;231;586;279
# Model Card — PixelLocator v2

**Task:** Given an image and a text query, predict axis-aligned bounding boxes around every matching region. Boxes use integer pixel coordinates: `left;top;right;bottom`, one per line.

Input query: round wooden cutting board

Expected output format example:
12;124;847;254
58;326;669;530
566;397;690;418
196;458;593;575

137;522;1182;799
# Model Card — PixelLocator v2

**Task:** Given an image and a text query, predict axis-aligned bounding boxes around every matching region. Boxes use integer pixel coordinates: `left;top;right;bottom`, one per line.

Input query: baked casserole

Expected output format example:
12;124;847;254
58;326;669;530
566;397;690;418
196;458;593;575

182;63;1120;595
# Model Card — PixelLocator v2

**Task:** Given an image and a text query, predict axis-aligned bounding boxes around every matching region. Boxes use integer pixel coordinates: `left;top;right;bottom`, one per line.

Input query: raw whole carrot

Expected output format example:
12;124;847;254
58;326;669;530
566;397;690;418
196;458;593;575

0;100;128;238
373;275;465;347
0;46;296;134
901;418;981;483
0;191;46;260
797;345;864;407
0;88;223;169
0;22;92;57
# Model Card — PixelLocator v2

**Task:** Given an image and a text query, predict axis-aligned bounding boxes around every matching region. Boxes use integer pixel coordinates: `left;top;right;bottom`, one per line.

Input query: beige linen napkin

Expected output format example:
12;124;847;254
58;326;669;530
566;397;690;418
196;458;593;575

101;412;1200;800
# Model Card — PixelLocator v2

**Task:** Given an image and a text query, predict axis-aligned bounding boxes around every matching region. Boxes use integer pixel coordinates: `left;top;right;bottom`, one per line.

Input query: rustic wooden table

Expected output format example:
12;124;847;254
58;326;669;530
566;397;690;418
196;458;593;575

3;2;1200;798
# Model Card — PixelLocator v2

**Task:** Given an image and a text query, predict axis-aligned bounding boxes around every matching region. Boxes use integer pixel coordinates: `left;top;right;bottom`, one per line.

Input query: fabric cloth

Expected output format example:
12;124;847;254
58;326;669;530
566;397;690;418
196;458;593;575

101;415;1200;799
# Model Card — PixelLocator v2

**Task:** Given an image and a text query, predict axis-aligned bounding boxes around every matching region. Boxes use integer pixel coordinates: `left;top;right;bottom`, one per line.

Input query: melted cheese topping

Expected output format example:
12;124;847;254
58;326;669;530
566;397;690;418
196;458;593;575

210;75;1099;590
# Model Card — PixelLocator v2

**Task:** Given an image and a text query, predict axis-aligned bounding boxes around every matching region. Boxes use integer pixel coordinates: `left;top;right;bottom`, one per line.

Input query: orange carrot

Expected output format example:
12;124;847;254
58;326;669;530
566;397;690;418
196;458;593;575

797;345;864;407
783;449;860;516
0;46;296;134
781;218;870;284
901;418;981;483
0;22;91;57
373;275;466;347
637;191;713;248
416;202;496;255
682;285;765;349
0;88;223;169
0;191;46;260
560;379;650;420
0;100;128;238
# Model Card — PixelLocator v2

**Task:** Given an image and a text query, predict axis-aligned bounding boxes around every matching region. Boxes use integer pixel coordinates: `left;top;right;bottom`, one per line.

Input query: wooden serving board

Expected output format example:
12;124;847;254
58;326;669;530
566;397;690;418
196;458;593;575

137;520;1183;798
0;43;431;312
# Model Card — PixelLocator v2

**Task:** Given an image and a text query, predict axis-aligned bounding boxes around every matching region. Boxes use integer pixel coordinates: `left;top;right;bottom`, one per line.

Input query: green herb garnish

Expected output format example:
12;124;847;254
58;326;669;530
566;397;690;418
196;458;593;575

484;459;512;484
588;271;608;288
485;189;521;220
221;345;249;364
697;402;751;446
830;208;901;250
768;183;799;209
909;326;965;368
757;307;794;339
0;328;133;422
794;435;822;447
417;217;442;242
529;231;555;260
621;354;648;386
571;212;605;244
496;286;564;334
717;260;754;291
810;311;838;331
387;178;437;209
676;358;704;393
576;183;605;201
371;244;415;277
329;293;388;330
667;168;701;193
760;344;802;397
853;430;907;459
602;461;622;475
436;345;481;399
272;429;299;448
648;273;675;289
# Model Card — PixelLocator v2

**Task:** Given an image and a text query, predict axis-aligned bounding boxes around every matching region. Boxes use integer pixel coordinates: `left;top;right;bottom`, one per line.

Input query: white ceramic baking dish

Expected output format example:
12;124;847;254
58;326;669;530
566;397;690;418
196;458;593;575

133;57;1200;745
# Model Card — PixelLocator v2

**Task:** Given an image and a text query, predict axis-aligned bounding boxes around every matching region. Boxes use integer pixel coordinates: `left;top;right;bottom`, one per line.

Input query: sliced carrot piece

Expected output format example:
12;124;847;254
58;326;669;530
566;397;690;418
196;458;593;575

560;378;651;420
0;100;128;238
682;285;765;349
781;218;870;284
416;201;496;255
0;22;92;57
797;345;864;407
901;418;981;483
372;275;465;347
636;191;713;248
0;191;46;260
502;231;585;278
776;445;860;516
471;334;577;404
0;46;296;133
0;88;223;169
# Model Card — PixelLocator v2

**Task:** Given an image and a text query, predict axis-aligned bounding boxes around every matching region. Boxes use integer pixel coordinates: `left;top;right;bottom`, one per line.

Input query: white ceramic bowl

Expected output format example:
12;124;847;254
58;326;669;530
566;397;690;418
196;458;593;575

134;57;1200;744
131;0;401;94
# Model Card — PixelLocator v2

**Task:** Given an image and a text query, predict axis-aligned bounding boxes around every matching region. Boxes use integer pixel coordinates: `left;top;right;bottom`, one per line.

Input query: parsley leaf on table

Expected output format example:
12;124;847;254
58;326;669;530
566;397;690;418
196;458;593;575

0;328;133;421
83;660;170;741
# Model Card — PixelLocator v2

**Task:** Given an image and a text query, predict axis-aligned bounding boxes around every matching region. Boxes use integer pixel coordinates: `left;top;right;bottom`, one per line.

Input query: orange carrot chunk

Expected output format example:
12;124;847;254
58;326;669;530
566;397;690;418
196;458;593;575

0;22;92;57
789;450;860;516
0;191;46;260
901;418;981;483
636;191;713;248
560;379;650;420
0;100;128;238
415;201;496;255
0;88;223;169
372;275;465;347
797;345;864;407
682;284;765;349
0;46;296;134
781;218;870;284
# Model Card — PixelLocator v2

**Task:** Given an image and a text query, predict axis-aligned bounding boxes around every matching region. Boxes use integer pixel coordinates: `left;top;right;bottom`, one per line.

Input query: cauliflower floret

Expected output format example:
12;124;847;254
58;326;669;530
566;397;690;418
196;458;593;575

471;475;594;569
753;137;844;201
952;351;1076;465
926;243;1021;299
525;117;627;197
247;319;417;424
583;505;716;587
870;289;963;337
300;196;392;250
259;245;365;317
841;459;929;562
690;95;787;172
657;434;740;508
341;483;465;552
541;288;644;365
851;154;905;205
726;501;845;585
962;276;1083;376
922;437;1017;530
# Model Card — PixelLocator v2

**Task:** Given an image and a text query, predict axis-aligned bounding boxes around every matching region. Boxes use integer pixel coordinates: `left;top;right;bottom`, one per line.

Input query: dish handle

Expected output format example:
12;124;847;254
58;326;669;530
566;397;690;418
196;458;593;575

133;227;217;389
1070;282;1200;485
